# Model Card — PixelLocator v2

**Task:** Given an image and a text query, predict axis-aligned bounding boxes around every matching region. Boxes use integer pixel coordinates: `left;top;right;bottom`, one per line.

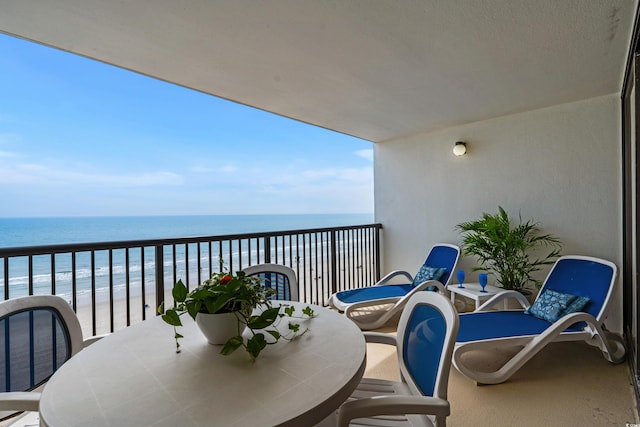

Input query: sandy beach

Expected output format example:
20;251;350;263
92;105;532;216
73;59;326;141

69;286;157;337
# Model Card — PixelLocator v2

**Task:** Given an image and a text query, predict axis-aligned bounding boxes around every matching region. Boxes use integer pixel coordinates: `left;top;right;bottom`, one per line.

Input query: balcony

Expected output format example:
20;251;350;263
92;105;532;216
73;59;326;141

0;222;638;425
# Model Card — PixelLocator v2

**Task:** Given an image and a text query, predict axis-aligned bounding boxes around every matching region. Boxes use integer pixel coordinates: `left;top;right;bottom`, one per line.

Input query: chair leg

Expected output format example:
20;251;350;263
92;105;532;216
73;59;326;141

452;340;532;385
587;326;626;364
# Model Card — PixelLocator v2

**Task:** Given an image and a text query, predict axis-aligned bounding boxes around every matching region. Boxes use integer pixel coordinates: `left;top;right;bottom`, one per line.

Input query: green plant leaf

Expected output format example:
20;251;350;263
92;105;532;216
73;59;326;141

289;322;300;333
205;294;234;314
266;330;280;340
220;336;244;355
247;307;280;329
172;279;188;302
161;309;182;327
283;306;295;316
302;306;315;317
186;300;202;319
246;334;268;359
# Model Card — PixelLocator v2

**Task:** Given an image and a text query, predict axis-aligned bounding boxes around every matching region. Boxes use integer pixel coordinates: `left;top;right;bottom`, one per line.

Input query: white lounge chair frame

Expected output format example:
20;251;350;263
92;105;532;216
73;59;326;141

452;255;626;385
336;292;459;427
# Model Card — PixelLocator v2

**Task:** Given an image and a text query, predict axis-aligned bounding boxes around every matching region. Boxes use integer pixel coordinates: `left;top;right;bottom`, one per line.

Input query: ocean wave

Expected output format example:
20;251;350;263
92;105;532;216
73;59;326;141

0;238;347;296
4;263;148;287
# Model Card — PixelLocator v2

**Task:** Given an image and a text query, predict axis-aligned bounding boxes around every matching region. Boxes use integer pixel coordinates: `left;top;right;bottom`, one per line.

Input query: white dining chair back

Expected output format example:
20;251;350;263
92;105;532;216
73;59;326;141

0;295;98;421
336;291;459;427
242;263;299;302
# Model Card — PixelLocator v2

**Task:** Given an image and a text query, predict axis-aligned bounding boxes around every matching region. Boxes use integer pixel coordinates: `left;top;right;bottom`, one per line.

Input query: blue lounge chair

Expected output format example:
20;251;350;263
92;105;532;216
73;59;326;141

328;243;460;330
453;255;626;385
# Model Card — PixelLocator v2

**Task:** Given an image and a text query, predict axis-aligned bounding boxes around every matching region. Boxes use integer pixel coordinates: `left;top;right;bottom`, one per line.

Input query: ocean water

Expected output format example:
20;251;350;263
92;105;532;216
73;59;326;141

0;214;374;248
0;214;374;297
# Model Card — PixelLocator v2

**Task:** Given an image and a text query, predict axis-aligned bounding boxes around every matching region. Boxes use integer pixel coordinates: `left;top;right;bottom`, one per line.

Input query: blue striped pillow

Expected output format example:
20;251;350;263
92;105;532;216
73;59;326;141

525;289;576;322
561;295;590;316
412;266;447;288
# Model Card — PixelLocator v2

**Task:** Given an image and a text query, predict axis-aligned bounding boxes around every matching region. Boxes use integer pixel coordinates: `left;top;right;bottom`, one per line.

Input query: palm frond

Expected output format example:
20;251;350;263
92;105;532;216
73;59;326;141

456;206;562;292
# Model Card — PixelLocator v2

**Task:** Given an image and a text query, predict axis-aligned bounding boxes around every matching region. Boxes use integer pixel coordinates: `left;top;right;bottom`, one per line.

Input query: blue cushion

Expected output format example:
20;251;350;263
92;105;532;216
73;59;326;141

335;284;414;304
561;295;591;316
411;266;447;287
457;310;584;343
525;289;576;323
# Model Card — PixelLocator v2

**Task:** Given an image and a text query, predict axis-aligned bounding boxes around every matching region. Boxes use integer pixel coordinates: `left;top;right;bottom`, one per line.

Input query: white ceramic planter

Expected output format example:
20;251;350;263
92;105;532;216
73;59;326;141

195;312;241;345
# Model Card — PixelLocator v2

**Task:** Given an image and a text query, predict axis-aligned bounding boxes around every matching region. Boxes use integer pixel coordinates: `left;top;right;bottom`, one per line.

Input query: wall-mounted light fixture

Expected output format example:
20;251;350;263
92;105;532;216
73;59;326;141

453;141;467;156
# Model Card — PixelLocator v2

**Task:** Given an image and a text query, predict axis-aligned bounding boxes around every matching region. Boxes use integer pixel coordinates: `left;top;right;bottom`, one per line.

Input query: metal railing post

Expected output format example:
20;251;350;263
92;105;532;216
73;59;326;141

330;230;337;294
155;244;164;313
3;258;8;300
263;236;271;263
374;224;381;281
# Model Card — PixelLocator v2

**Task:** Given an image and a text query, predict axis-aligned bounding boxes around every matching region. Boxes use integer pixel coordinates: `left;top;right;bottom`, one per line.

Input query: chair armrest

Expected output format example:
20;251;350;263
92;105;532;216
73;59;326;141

0;392;40;412
413;280;445;293
344;297;405;316
363;331;398;346
345;282;444;331
377;270;413;285
337;395;450;427
475;290;530;311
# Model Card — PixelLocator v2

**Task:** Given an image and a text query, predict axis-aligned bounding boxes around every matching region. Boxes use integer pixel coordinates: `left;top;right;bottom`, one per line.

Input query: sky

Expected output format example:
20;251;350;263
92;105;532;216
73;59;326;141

0;34;374;218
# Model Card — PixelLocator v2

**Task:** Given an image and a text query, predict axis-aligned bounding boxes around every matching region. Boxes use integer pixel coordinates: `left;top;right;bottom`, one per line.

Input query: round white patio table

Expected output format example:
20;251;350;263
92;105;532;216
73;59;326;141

39;301;366;427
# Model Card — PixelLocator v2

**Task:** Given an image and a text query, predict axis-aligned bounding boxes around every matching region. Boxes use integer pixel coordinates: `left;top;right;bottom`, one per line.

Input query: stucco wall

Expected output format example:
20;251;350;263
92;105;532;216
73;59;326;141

374;94;623;331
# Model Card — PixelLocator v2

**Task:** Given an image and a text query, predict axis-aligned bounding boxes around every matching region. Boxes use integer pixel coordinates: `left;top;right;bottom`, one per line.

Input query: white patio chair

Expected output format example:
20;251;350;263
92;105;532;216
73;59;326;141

0;295;102;422
453;255;626;385
328;244;460;330
335;291;459;427
242;263;299;301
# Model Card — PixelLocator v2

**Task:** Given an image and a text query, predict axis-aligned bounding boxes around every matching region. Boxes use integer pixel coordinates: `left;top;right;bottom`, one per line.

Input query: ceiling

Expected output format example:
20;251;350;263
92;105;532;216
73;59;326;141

0;0;637;143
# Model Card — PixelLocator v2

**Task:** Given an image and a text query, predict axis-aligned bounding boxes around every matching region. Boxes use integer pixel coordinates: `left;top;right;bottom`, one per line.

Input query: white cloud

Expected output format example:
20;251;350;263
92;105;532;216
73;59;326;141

214;164;373;190
220;164;238;173
355;149;373;162
0;162;184;187
300;167;372;184
191;164;238;174
0;132;22;146
255;166;374;213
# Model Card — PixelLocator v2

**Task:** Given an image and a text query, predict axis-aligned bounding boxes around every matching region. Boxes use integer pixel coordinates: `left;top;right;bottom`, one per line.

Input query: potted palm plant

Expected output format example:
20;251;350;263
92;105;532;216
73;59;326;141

158;268;314;360
456;206;562;294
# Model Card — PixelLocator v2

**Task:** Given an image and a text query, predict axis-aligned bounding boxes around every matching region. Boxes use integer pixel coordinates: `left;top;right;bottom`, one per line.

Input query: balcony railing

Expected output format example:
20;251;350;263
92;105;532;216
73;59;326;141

0;223;382;337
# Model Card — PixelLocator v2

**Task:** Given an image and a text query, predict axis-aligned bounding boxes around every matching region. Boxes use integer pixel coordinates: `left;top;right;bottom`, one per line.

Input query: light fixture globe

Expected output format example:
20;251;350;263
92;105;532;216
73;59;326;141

453;141;467;156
